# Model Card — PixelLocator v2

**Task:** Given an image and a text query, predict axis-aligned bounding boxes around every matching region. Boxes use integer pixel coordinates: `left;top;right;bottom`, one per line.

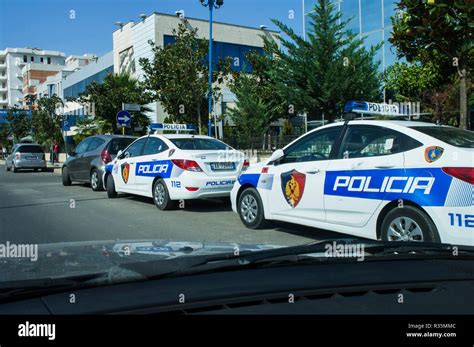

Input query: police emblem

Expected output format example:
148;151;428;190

281;170;306;208
424;146;444;163
121;163;130;183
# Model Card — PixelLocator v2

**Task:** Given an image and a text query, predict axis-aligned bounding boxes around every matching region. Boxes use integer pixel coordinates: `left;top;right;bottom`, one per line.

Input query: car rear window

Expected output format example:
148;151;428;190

170;138;231;150
411;126;474;148
18;145;44;153
108;138;135;155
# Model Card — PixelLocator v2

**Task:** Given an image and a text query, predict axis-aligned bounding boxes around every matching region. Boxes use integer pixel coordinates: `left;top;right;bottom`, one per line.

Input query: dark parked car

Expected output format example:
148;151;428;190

5;143;47;172
62;135;136;191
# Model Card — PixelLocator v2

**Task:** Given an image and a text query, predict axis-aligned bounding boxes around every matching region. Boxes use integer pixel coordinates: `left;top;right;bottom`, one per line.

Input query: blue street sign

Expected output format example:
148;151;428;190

117;110;131;127
62;119;70;131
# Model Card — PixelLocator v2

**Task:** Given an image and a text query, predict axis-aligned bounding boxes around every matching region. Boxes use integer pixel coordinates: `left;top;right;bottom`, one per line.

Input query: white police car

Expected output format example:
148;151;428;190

105;134;248;210
231;119;474;246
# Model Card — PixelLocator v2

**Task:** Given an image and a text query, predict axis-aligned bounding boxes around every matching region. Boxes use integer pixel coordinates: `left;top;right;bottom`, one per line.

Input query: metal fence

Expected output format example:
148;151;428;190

223;134;299;154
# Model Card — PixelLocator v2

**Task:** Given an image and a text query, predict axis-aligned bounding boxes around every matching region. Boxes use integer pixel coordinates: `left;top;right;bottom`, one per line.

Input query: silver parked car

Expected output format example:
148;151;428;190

5;143;47;172
62;135;136;191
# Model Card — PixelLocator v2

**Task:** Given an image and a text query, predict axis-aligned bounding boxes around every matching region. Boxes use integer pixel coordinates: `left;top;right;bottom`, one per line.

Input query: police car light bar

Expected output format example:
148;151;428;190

150;123;197;133
344;101;400;116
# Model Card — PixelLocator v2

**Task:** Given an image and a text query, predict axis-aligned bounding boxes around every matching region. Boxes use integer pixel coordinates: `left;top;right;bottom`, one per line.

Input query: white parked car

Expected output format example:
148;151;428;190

231;120;474;246
105;134;248;210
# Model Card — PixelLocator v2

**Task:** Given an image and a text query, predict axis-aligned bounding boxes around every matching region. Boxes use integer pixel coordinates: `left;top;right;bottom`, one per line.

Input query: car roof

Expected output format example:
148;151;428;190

153;134;216;140
16;143;42;146
93;135;136;139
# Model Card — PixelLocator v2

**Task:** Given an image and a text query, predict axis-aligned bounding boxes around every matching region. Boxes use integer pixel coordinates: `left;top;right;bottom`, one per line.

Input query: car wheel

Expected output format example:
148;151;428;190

90;169;104;191
62;167;72;186
381;206;440;243
152;179;176;210
106;175;117;198
238;187;267;229
34;168;39;172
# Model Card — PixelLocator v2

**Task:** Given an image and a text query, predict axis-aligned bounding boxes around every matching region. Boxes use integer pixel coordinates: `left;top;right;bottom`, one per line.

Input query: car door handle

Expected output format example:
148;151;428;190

306;169;320;174
375;165;395;169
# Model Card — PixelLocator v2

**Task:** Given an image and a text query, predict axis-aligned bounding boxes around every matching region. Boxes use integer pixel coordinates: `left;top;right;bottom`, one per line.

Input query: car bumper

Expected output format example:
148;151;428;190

14;159;47;169
167;174;238;200
230;183;240;213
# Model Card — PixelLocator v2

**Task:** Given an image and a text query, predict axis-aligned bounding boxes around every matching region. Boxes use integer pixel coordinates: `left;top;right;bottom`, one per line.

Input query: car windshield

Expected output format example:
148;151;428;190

170;138;231;150
18;145;43;153
108;138;135;155
1;0;474;328
411;126;474;148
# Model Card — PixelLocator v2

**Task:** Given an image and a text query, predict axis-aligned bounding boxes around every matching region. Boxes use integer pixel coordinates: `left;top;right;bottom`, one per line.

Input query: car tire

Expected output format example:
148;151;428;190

238;187;268;229
90;169;104;192
152;179;176;210
381;205;440;243
62;167;72;186
34;168;39;172
106;175;117;198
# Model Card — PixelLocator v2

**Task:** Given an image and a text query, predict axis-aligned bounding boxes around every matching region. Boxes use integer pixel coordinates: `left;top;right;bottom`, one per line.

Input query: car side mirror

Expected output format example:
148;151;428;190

116;150;123;159
268;149;284;165
68;151;76;157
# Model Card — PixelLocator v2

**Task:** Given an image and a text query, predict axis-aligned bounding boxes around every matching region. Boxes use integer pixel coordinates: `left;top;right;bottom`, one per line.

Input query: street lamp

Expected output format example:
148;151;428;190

199;0;223;137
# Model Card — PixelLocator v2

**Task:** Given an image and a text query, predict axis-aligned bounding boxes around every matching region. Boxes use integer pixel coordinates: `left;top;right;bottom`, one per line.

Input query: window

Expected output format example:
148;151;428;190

31;56;34;62
361;0;382;33
87;137;106;152
124;138;147;158
338;125;421;159
281;126;342;164
411;126;474;148
18;145;44;153
47;57;51;64
23;55;27;63
170;138;230;150
40;57;44;63
143;138;168;156
75;138;93;154
108;138;135;155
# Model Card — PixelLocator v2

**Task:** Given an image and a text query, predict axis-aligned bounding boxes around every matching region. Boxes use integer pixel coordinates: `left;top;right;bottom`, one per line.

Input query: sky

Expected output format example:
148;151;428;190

0;0;305;57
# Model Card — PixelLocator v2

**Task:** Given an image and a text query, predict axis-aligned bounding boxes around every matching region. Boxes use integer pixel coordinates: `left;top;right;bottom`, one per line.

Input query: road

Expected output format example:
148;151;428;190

0;164;342;246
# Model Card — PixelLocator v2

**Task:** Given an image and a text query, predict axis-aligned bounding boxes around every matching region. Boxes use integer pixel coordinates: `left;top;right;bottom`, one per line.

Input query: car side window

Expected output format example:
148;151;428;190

142;138;168;156
75;138;92;154
338;125;412;159
280;127;342;164
87;138;105;152
124;138;147;158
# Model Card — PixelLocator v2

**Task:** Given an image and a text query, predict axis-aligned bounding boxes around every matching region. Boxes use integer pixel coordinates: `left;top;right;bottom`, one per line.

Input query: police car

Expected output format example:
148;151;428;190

104;128;248;210
231;102;474;246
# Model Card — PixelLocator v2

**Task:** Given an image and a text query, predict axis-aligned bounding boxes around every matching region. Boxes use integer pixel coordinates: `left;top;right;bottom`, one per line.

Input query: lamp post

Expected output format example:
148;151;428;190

200;0;223;137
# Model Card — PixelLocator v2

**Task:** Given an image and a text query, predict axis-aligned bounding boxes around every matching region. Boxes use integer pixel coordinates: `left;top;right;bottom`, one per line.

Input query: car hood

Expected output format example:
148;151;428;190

0;239;283;283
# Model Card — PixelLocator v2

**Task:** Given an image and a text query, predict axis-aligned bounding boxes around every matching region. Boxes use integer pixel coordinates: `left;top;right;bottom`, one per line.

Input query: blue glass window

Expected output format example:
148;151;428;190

361;0;382;33
340;0;360;34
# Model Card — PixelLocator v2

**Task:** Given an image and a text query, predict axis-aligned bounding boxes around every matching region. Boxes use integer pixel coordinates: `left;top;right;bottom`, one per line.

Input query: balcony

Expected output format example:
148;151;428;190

0;86;7;92
0;62;6;69
0;75;7;81
0;99;8;104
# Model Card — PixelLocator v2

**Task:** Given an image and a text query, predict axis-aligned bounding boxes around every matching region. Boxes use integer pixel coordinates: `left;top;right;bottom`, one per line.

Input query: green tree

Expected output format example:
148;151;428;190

79;73;151;133
6;107;31;142
269;0;382;122
32;94;64;146
139;23;231;133
73;117;110;143
389;0;473;129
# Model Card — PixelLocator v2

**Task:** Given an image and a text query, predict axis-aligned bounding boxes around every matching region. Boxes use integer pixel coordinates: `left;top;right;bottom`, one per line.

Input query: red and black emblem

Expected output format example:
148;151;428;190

281;170;306;208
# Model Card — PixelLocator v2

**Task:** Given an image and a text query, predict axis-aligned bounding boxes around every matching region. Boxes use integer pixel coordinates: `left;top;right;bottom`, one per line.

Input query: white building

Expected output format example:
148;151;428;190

0;48;65;109
112;12;279;132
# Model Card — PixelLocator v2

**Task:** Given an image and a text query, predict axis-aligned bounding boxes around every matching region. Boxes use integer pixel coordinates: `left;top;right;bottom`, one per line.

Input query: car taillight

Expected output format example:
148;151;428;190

171;159;203;172
243;159;250;169
101;149;112;164
442;167;474;184
15;153;20;160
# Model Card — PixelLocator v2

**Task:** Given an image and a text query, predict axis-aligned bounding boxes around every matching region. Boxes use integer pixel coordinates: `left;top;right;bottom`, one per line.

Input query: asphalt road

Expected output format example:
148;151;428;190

0;164;342;246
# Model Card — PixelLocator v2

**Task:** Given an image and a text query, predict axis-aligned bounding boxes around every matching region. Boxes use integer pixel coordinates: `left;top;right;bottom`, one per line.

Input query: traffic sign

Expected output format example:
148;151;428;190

123;103;141;112
62;119;70;131
117;110;131;127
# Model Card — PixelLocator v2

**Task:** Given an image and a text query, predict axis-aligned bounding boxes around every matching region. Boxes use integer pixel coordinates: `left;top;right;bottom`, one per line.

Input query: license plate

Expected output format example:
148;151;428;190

210;162;235;171
26;156;36;160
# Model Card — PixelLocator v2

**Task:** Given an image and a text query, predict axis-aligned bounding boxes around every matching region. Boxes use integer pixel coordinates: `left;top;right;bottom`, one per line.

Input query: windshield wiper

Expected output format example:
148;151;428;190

120;239;474;280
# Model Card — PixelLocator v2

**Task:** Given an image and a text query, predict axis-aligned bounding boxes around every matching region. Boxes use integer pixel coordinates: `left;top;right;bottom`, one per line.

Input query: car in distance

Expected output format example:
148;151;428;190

104;134;248;210
5;143;47;172
62;135;136;191
231;120;474;246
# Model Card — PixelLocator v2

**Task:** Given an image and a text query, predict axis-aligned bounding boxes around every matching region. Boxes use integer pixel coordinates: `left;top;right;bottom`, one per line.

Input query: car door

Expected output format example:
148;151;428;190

134;137;169;193
113;137;147;192
77;137;106;180
267;126;343;222
68;138;93;180
324;124;411;228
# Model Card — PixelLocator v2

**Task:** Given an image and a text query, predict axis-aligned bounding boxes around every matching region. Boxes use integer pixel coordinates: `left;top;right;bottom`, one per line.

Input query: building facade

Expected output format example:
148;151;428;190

112;12;279;127
0;48;66;109
303;0;399;72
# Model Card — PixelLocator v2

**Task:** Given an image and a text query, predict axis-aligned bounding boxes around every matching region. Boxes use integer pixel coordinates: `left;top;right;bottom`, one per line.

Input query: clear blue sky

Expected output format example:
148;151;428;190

0;0;305;56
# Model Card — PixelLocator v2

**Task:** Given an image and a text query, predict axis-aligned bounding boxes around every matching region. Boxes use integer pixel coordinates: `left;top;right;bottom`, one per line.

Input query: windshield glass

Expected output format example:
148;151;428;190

108;138;135;155
18;145;44;153
170;138;231;150
411;126;474;148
